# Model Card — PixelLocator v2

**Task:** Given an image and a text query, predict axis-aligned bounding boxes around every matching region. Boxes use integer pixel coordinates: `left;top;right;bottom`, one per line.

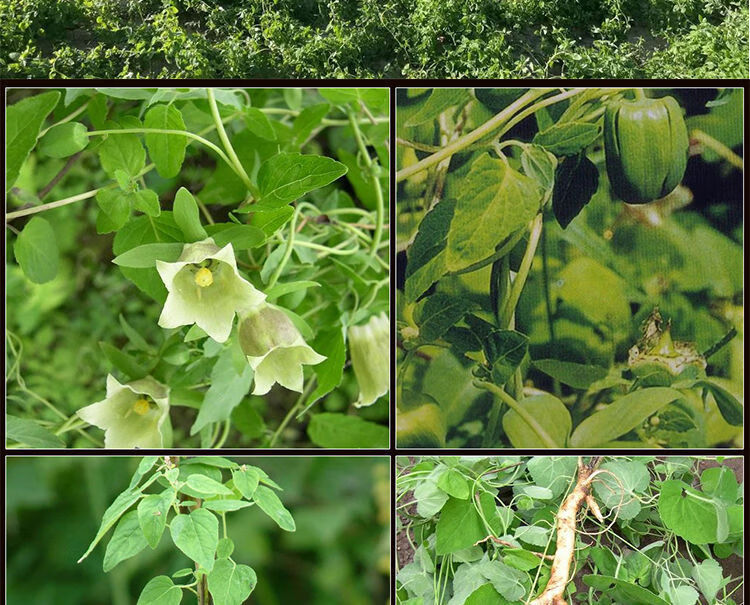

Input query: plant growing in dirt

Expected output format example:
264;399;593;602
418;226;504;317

77;456;293;605
6;87;389;449
396;455;744;605
396;87;743;449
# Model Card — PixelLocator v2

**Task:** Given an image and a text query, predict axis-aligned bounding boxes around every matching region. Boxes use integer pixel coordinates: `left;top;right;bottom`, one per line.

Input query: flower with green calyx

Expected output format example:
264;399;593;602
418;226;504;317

348;312;389;408
239;303;326;395
76;375;172;448
156;238;265;343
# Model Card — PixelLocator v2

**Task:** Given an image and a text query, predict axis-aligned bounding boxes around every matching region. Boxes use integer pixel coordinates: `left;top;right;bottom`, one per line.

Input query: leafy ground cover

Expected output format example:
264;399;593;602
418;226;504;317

0;0;747;78
397;455;744;605
6;87;389;449
396;87;743;449
7;456;389;604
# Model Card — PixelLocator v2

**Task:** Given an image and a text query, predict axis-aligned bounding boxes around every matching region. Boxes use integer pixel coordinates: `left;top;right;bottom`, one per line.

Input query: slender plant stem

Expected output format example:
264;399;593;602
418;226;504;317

268;380;316;447
396;137;442;152
39;100;89;137
89;127;234;169
475;380;558;448
298;204;372;219
492;88;589;144
6;188;99;220
267;205;301;289
541;218;555;343
692;128;744;169
396;89;551;182
39;151;84;199
7;111;240;221
54;415;87;436
541;217;562;397
500;213;544;327
260;107;388;126
206;88;260;198
347;108;385;259
290;238;359;255
194;195;215;224
360;277;389;311
483;391;504;448
197;572;206;605
213;419;232;448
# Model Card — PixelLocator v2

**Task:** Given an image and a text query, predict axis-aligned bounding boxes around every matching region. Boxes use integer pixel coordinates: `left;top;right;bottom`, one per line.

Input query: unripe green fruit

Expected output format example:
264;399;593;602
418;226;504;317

604;96;689;204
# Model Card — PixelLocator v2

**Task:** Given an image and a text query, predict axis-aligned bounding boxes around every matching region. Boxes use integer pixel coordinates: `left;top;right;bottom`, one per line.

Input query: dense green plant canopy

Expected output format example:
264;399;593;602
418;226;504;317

396;456;743;605
6;87;389;449
396;87;743;449
1;0;747;78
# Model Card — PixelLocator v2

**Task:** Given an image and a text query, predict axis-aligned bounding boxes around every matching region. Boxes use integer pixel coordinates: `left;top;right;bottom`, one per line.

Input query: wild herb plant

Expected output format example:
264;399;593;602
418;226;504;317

397;456;744;605
396;88;743;449
6;456;390;603
1;0;747;78
78;456;294;605
7;87;390;449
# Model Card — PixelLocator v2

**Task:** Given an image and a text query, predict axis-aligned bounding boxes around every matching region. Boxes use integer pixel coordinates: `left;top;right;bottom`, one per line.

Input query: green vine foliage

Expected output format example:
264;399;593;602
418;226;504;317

396;456;744;605
396;87;743;449
76;457;290;605
6;87;390;449
0;0;747;78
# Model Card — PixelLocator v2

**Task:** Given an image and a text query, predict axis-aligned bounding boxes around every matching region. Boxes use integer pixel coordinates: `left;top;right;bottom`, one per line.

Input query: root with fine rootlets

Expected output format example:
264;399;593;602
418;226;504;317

527;457;603;605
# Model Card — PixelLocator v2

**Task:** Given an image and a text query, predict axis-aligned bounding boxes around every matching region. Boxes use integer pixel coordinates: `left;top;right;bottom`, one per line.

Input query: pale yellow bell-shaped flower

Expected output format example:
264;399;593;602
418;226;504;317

156;238;265;343
348;312;389;407
239;303;326;395
77;375;171;448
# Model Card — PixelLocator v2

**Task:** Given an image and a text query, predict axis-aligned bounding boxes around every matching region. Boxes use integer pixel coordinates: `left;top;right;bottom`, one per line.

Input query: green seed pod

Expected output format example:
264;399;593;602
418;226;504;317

604;95;689;204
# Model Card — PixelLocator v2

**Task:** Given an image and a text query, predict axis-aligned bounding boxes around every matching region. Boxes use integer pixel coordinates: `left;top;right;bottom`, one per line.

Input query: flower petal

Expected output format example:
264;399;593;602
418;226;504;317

158;289;198;330
348;312;389;407
77;374;170;449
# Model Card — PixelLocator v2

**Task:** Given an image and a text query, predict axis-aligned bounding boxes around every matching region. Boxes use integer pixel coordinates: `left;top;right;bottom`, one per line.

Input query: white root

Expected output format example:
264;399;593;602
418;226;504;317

527;458;602;605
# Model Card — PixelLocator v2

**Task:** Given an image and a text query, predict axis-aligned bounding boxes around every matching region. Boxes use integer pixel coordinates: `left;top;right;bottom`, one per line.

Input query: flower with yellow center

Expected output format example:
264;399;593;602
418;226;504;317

132;398;152;416
194;267;214;288
156;238;265;343
77;375;171;448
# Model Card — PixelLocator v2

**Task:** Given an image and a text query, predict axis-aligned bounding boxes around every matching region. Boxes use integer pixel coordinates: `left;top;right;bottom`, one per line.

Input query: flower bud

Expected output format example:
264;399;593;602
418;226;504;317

240;305;301;356
348;312;389;408
239;304;326;395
